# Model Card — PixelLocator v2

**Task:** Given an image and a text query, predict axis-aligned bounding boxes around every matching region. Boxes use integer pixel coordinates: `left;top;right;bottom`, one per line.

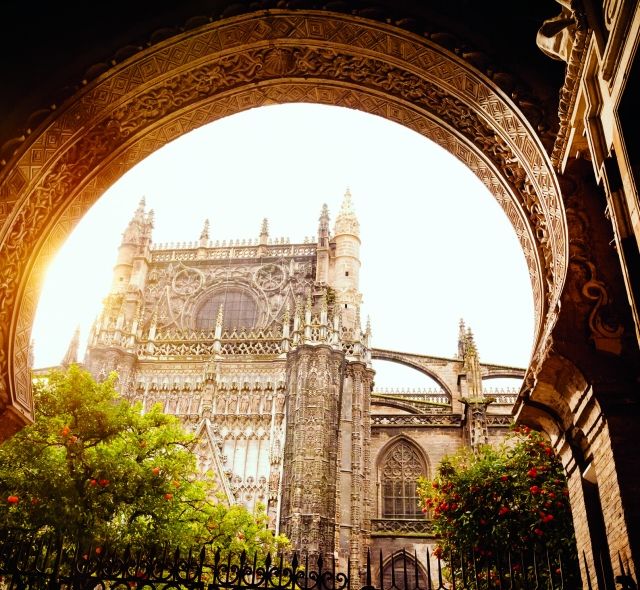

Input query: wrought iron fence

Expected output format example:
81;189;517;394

0;531;635;590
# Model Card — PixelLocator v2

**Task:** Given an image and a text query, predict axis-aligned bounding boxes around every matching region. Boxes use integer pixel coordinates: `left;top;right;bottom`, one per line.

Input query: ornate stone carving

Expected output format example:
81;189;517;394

562;173;625;355
486;414;514;427
254;264;286;292
0;10;565;430
536;2;589;168
371;518;435;536
372;414;463;426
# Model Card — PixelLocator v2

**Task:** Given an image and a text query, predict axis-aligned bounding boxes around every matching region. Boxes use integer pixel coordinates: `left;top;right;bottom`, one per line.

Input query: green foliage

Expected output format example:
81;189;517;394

0;365;288;557
417;426;577;560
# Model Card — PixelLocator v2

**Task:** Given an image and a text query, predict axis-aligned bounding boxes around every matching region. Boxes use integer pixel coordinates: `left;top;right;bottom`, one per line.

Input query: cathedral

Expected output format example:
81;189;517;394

3;2;639;582
78;190;523;574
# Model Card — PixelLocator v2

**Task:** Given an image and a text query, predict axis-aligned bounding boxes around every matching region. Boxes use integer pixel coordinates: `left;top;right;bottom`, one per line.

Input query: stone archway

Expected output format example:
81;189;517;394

0;9;567;435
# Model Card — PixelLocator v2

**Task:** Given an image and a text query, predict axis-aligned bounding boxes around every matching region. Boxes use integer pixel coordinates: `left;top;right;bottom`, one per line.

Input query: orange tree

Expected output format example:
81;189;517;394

0;365;288;558
417;426;577;565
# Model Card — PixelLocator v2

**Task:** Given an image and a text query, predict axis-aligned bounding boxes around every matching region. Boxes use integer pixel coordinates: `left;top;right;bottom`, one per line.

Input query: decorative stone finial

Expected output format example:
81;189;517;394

215;303;225;328
61;325;81;367
319;203;330;225
283;302;291;323
334;187;360;236
260;218;269;245
122;196;154;246
457;318;467;358
200;219;210;241
342;187;353;210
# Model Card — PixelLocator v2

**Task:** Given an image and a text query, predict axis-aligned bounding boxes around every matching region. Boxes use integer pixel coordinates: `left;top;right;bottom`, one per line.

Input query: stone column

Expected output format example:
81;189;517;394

280;344;345;560
336;361;374;577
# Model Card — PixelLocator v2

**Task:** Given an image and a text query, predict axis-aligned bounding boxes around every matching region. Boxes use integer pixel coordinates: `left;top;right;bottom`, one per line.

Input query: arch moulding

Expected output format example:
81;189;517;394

0;9;567;436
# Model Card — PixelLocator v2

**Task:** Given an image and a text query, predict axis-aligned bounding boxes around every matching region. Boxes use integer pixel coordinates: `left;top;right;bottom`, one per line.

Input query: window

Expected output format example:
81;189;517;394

196;290;258;330
381;439;425;519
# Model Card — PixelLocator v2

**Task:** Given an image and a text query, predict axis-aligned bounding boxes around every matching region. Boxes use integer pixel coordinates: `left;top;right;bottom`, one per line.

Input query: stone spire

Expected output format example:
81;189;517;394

260;218;269;245
315;204;330;284
200;219;210;242
121;197;153;246
111;197;154;294
334;187;360;236
462;326;482;397
318;204;330;244
61;326;81;367
458;318;467;358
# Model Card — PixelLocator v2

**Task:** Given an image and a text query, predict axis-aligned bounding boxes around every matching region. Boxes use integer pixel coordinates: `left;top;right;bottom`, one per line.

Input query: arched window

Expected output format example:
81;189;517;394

196;290;258;330
381;439;425;519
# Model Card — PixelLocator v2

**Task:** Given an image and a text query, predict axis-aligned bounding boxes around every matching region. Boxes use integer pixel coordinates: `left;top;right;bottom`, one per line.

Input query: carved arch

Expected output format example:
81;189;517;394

379;553;430;590
0;9;567;435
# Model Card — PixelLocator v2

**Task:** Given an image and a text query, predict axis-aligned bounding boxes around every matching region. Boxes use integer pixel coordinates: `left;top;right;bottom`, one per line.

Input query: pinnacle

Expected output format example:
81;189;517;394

200;219;210;241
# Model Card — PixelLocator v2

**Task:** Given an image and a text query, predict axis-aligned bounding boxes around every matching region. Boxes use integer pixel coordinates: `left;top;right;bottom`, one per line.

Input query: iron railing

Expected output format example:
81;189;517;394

0;531;635;590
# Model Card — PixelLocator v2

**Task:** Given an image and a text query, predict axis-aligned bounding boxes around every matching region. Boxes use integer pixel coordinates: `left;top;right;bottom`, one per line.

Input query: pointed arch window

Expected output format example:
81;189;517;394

381;440;425;519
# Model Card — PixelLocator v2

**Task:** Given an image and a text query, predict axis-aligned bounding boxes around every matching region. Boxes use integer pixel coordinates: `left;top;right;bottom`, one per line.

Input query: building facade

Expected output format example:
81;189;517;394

79;190;523;574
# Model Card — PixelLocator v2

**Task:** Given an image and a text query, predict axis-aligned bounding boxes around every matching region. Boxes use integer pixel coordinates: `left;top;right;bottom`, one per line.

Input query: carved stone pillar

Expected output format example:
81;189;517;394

280;344;345;560
336;361;374;576
462;398;492;452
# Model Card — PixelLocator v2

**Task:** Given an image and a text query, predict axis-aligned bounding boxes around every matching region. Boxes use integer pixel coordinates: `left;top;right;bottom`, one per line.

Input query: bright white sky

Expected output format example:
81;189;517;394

31;103;534;388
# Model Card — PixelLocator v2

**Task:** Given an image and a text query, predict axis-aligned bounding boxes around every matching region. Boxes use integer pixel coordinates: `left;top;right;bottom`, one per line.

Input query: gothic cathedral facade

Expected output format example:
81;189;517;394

81;190;523;576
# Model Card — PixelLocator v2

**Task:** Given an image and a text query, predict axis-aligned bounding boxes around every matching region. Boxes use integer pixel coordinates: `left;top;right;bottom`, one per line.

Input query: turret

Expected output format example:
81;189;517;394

330;188;362;330
111;197;154;293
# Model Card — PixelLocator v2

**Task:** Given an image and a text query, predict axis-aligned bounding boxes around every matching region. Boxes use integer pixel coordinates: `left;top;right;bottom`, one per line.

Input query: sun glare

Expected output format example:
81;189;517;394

31;103;534;386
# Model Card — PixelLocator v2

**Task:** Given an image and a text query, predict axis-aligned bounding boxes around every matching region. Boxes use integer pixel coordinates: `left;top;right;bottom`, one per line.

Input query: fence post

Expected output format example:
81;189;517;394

47;535;63;590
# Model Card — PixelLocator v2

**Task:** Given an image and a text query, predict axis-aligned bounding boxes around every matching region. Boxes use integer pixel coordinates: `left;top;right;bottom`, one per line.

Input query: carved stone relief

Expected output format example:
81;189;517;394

0;10;566;431
141;259;313;331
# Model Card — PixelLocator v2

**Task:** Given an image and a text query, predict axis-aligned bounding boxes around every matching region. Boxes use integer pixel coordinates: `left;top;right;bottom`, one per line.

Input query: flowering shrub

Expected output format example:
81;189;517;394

417;426;577;562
